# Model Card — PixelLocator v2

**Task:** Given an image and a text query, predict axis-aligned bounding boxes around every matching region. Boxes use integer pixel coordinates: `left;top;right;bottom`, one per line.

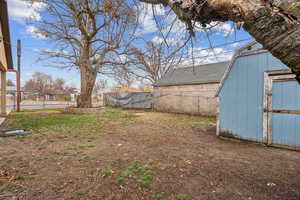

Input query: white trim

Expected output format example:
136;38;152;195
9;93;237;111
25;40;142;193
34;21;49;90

216;97;220;136
215;51;240;97
263;72;270;143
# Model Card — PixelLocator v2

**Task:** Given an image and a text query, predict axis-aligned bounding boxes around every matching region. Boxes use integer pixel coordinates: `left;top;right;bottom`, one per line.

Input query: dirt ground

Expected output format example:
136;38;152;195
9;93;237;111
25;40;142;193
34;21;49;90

0;109;300;200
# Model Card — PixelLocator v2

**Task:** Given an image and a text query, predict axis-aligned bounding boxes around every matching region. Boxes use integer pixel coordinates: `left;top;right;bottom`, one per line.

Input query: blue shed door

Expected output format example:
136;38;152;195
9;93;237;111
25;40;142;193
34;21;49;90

264;72;300;149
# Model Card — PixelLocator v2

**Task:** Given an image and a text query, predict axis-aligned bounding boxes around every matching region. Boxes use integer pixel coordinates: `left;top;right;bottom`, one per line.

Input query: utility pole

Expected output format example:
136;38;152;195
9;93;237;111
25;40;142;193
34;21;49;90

16;40;21;112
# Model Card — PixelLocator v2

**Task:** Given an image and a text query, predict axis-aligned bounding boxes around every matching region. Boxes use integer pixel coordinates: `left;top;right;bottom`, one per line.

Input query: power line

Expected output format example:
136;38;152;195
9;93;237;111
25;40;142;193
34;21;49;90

192;38;252;52
180;50;235;60
2;37;253;53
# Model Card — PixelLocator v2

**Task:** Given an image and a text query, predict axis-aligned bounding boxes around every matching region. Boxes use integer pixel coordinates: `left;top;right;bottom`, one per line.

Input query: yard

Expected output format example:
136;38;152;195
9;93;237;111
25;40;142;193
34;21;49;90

0;108;300;200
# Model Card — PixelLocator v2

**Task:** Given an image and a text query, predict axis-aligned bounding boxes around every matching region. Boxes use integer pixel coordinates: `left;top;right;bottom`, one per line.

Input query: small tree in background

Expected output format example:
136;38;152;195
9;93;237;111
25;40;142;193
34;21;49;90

92;79;108;101
24;72;53;100
24;72;75;101
124;40;183;84
113;68;137;88
7;80;15;87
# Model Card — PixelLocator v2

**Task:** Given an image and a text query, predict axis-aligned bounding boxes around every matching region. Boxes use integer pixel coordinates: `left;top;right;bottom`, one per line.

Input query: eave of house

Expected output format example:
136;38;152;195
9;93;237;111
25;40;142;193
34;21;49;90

0;0;13;71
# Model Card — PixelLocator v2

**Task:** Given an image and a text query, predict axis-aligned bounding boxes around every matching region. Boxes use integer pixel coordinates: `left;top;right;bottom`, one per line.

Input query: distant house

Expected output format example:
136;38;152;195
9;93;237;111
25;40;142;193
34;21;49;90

217;41;300;150
0;0;13;115
153;61;229;116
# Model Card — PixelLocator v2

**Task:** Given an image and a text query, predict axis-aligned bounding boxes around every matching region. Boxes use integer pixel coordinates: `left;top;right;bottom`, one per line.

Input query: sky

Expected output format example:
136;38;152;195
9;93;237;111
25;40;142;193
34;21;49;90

6;0;253;89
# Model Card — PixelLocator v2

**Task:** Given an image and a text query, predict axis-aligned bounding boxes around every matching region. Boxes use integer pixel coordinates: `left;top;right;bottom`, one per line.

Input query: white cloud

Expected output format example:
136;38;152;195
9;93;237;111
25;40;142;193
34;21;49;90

196;22;234;36
151;36;179;45
214;23;234;36
7;0;46;22
138;3;167;34
177;47;233;66
26;25;45;38
138;4;158;34
25;72;34;77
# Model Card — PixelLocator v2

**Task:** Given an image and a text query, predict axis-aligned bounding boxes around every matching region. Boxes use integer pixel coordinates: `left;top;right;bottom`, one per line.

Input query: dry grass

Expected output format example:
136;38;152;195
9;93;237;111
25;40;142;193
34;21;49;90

0;109;299;200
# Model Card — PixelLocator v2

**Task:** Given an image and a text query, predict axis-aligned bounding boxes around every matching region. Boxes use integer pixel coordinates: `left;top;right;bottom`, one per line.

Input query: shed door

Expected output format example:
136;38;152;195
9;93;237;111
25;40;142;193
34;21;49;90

264;72;300;149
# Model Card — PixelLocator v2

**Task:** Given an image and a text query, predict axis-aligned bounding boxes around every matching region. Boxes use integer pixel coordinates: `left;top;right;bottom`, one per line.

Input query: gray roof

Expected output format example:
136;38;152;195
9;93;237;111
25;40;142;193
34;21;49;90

154;61;230;87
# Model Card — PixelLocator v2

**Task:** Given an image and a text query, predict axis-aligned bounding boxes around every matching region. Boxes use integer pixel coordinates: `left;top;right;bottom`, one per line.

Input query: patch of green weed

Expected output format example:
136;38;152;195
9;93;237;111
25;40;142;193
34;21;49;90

100;169;114;177
87;136;97;141
15;135;26;141
155;193;164;200
122;167;138;177
137;165;154;174
74;188;89;196
137;175;152;185
116;177;126;185
56;135;68;139
176;194;189;200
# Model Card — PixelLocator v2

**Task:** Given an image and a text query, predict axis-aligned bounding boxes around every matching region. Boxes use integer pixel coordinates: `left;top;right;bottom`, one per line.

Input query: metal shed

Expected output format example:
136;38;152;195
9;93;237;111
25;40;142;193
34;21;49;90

217;41;300;150
154;62;229;116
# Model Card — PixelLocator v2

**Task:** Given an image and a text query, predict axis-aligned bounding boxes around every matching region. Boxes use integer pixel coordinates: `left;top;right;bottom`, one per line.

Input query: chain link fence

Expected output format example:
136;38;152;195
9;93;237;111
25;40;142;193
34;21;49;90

6;90;103;110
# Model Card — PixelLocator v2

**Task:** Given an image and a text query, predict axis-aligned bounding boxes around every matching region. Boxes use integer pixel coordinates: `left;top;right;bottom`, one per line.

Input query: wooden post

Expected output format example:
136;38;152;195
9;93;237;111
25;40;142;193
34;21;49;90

1;71;6;116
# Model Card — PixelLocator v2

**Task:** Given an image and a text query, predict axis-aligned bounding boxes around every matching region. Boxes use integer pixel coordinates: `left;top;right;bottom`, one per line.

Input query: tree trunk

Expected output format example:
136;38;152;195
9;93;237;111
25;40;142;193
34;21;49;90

140;0;300;72
77;66;97;108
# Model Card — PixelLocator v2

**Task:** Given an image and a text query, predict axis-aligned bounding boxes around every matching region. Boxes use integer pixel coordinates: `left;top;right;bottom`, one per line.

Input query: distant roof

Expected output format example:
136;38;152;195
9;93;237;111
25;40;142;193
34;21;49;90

154;61;230;87
0;0;13;70
108;87;142;94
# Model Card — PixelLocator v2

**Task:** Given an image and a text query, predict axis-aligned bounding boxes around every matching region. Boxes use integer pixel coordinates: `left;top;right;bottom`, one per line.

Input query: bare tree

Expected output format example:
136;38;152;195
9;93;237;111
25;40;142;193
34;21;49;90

24;72;76;101
24;72;54;100
7;80;15;87
92;79;108;100
139;0;300;75
113;68;136;88
124;39;183;84
27;0;137;107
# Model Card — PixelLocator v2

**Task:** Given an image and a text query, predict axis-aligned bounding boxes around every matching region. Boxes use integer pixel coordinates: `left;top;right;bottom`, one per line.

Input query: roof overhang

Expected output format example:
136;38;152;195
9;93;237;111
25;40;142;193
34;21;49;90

215;41;268;97
0;0;13;71
153;81;220;87
153;61;230;87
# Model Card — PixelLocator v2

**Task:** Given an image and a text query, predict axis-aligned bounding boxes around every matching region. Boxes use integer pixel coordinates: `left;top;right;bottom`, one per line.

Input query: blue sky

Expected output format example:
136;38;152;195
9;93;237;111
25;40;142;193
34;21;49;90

7;7;81;88
6;0;253;89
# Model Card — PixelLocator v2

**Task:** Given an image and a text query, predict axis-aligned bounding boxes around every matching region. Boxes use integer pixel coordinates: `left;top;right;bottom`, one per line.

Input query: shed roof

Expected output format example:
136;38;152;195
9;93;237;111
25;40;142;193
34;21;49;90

0;0;13;70
215;41;268;97
154;61;230;87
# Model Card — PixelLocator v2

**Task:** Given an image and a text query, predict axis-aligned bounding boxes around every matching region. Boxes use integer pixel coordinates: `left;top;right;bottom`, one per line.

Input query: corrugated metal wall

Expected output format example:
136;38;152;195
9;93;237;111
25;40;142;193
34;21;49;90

219;51;287;142
272;81;300;147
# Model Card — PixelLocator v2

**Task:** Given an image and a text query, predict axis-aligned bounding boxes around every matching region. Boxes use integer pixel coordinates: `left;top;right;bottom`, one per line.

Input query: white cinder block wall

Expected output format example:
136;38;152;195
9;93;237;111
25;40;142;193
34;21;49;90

153;83;219;116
